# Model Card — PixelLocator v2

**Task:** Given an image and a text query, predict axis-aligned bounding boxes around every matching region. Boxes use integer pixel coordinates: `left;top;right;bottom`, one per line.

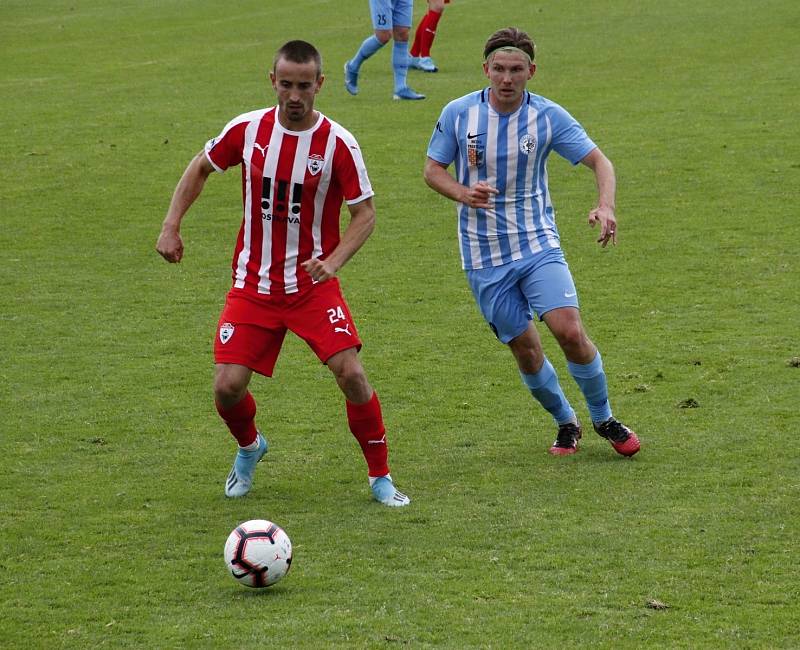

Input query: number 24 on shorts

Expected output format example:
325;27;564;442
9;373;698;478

327;306;347;324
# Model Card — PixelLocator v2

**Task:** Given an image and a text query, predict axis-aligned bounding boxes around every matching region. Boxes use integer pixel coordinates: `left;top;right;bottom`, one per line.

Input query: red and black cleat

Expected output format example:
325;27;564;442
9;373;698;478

593;418;640;457
549;420;582;456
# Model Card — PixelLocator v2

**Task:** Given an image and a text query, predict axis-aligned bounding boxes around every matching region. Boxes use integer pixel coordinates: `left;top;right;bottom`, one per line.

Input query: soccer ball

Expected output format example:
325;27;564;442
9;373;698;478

223;519;293;588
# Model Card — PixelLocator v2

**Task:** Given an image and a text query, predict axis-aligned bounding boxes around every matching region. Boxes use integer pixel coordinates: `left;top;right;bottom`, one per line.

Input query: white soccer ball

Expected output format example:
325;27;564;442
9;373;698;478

223;519;293;588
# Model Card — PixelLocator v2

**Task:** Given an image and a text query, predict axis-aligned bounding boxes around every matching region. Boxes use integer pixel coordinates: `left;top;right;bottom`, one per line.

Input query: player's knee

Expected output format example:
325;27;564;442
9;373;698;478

336;364;365;388
514;348;544;374
333;363;370;401
508;339;543;374
392;27;410;42
374;29;392;44
556;323;590;354
214;373;248;405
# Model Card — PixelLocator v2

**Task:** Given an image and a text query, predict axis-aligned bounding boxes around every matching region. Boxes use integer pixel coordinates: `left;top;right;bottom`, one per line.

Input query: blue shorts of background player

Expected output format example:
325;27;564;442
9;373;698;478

370;0;413;29
343;0;425;100
466;248;579;343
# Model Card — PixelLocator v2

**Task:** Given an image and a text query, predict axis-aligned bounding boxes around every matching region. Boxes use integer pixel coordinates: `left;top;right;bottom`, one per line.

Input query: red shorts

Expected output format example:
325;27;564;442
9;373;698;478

214;278;362;377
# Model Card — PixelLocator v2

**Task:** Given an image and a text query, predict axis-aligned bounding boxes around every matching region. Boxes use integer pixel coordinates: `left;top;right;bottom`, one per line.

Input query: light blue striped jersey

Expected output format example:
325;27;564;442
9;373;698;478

427;88;597;270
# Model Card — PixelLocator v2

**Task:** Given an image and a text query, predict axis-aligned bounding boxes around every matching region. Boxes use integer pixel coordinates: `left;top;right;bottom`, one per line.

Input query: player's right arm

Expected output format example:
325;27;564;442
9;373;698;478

423;157;497;209
156;151;215;263
424;99;498;209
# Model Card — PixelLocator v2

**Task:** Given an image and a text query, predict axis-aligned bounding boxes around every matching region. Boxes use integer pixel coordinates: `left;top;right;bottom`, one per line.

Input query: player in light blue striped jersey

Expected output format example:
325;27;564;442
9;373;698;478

424;27;640;457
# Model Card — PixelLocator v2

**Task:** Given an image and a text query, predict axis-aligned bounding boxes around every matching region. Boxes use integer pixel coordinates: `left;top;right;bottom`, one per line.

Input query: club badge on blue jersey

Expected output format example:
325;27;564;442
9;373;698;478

519;134;537;155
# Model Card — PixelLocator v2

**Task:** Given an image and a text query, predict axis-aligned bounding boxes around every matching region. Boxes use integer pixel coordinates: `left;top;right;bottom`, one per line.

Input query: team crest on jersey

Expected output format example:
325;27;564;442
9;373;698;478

519;134;537;155
219;322;235;344
307;154;325;175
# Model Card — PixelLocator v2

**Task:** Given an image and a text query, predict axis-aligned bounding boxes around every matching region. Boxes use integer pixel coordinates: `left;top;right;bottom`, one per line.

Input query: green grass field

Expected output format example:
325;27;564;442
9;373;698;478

2;1;799;647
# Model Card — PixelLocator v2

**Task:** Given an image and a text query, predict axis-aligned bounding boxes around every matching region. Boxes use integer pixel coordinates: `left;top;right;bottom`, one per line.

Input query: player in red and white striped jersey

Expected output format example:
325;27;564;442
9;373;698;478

203;103;373;296
157;40;409;507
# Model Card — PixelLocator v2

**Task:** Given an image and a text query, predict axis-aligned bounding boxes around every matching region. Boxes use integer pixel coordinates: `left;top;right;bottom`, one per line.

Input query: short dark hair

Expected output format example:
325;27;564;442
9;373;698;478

273;40;322;77
483;27;536;62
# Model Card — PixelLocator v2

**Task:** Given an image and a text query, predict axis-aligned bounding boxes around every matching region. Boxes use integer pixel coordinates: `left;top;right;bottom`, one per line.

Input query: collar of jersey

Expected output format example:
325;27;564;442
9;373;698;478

273;107;324;135
485;89;531;118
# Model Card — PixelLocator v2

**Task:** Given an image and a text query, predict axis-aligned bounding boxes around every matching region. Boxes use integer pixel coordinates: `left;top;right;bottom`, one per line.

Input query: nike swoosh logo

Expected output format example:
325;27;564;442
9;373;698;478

466;132;485;140
564;291;577;298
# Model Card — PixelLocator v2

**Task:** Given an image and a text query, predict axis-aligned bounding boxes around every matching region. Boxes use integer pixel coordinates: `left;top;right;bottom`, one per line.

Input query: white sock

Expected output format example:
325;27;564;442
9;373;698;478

240;438;260;452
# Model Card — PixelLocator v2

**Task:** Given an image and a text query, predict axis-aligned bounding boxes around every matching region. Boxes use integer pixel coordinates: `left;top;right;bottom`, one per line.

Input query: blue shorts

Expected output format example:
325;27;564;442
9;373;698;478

369;0;413;29
465;248;579;343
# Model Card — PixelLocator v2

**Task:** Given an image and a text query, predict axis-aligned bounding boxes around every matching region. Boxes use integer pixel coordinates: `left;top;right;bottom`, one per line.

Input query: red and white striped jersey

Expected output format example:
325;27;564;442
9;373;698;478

204;107;374;295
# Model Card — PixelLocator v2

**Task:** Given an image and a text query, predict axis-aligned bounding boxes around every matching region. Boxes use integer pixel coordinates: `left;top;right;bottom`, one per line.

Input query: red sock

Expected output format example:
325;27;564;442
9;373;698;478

418;9;442;57
410;11;432;57
216;392;258;447
346;392;390;478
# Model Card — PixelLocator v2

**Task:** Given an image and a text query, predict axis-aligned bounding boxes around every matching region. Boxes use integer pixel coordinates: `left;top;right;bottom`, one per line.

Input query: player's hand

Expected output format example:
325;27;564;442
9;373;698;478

463;181;498;209
302;257;337;283
588;205;617;248
156;228;184;263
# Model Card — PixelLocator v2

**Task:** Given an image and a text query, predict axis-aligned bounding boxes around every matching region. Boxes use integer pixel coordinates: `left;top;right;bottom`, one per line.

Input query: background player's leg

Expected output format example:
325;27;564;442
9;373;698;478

409;11;429;58
417;6;442;57
410;0;444;71
390;26;424;100
344;30;390;95
349;32;388;72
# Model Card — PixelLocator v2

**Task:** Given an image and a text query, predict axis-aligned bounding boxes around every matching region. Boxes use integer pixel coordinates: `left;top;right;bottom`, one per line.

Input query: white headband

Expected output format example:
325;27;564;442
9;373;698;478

485;45;533;64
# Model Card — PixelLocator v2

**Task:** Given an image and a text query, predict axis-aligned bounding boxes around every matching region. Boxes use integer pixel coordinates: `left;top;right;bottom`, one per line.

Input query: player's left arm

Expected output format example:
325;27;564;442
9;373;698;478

580;147;617;247
301;197;376;283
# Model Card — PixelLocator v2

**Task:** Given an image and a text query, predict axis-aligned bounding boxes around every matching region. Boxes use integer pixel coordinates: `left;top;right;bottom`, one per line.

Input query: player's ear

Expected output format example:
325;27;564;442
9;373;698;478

316;74;325;93
528;63;536;80
483;62;490;78
269;70;277;89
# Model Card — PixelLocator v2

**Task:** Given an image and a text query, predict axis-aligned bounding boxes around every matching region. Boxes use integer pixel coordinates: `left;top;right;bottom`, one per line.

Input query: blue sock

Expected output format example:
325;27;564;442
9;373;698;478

567;351;612;424
520;358;576;425
350;35;384;71
392;40;409;92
